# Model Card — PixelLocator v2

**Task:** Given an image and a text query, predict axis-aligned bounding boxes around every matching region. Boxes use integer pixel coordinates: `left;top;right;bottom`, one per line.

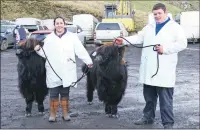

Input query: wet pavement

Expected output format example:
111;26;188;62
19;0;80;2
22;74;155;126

1;44;199;129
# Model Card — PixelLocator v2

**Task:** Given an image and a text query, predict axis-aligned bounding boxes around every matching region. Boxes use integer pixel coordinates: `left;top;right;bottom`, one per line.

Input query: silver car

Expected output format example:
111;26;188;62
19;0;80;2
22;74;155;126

0;25;16;50
65;25;86;47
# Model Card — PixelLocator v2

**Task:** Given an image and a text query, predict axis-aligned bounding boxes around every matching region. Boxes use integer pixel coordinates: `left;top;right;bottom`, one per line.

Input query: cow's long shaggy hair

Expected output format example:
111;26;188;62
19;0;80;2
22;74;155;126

16;39;48;116
82;44;128;118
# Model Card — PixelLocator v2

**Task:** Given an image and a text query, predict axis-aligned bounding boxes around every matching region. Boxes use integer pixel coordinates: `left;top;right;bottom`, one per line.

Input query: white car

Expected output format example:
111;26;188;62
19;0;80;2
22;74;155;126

65;25;86;46
93;22;129;44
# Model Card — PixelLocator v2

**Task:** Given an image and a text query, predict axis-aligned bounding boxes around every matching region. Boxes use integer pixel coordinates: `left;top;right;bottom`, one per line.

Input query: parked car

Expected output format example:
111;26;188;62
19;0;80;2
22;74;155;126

65;24;86;47
23;25;48;33
0;25;16;50
29;27;86;47
1;20;16;25
28;30;52;42
93;22;128;45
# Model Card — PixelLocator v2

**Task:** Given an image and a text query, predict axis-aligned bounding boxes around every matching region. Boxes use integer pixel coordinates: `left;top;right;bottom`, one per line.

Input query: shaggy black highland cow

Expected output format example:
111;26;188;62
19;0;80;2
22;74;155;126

16;39;48;116
82;43;128;118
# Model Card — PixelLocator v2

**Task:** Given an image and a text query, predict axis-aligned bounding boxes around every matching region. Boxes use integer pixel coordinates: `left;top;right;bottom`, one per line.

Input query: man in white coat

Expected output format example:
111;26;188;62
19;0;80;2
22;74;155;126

115;3;187;129
34;16;93;122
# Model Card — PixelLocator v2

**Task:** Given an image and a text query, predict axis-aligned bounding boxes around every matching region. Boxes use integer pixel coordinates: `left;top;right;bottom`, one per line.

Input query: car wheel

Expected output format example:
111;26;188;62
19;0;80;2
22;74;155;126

1;39;8;51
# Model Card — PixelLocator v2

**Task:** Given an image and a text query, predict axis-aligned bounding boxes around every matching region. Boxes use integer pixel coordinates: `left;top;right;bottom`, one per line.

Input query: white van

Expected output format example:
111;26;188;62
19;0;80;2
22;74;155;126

15;18;46;32
42;19;54;30
175;11;199;43
73;14;99;42
15;18;42;26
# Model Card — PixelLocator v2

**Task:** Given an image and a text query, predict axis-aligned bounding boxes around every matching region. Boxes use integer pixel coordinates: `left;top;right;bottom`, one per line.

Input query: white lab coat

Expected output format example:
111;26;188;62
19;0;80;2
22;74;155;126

124;19;187;88
36;31;92;88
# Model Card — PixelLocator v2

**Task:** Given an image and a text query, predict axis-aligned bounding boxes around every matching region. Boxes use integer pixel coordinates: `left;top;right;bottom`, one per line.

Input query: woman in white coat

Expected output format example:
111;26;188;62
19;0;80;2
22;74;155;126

34;16;93;122
115;3;187;129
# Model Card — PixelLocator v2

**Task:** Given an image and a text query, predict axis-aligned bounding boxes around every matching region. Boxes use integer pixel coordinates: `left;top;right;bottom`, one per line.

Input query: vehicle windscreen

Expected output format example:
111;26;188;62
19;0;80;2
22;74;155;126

66;27;77;33
1;26;9;33
96;23;120;30
24;25;38;32
29;33;49;41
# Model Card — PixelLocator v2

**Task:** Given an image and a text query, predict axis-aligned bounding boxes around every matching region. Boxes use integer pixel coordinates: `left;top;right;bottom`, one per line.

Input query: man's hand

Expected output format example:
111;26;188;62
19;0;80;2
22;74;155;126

113;38;123;45
87;64;93;68
34;45;41;51
155;45;163;54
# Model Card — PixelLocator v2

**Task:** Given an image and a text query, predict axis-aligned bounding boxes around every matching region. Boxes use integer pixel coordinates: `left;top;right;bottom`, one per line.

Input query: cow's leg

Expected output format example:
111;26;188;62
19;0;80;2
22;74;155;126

108;93;123;118
35;89;46;115
96;77;106;102
25;90;34;117
105;102;111;116
110;105;118;118
87;73;95;105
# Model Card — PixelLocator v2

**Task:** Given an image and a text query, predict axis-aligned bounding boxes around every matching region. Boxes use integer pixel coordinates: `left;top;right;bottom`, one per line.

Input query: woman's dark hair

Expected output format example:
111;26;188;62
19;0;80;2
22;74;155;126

152;3;166;12
53;16;66;25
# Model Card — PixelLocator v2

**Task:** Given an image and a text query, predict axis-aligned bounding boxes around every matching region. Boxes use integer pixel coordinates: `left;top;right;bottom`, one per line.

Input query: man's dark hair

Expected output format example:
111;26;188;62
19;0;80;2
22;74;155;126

53;16;66;25
152;3;166;12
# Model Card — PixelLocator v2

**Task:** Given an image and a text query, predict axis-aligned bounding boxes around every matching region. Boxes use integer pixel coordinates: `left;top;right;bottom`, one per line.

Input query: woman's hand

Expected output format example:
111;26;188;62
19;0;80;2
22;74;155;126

87;64;93;68
34;45;41;51
113;38;123;45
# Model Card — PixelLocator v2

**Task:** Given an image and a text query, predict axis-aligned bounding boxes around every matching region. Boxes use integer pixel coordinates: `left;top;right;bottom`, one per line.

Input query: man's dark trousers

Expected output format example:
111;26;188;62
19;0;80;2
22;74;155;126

143;84;174;126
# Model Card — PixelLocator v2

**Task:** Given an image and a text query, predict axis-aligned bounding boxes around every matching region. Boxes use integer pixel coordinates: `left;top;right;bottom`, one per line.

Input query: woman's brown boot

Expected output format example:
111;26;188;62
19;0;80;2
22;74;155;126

48;99;59;122
61;98;71;121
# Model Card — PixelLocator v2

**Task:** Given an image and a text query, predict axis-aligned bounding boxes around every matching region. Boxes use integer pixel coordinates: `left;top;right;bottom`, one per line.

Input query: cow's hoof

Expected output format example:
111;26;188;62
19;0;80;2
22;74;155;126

25;113;31;117
105;114;110;117
38;112;45;116
109;114;119;118
108;114;112;118
88;102;93;105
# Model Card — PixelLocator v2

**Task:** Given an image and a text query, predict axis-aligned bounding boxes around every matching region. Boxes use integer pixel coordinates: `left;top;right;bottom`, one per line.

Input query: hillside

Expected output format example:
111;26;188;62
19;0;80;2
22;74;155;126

1;0;199;31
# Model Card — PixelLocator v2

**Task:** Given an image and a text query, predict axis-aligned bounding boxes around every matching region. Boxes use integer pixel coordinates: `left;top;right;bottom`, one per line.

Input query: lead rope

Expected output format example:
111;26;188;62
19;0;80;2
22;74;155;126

114;37;160;78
